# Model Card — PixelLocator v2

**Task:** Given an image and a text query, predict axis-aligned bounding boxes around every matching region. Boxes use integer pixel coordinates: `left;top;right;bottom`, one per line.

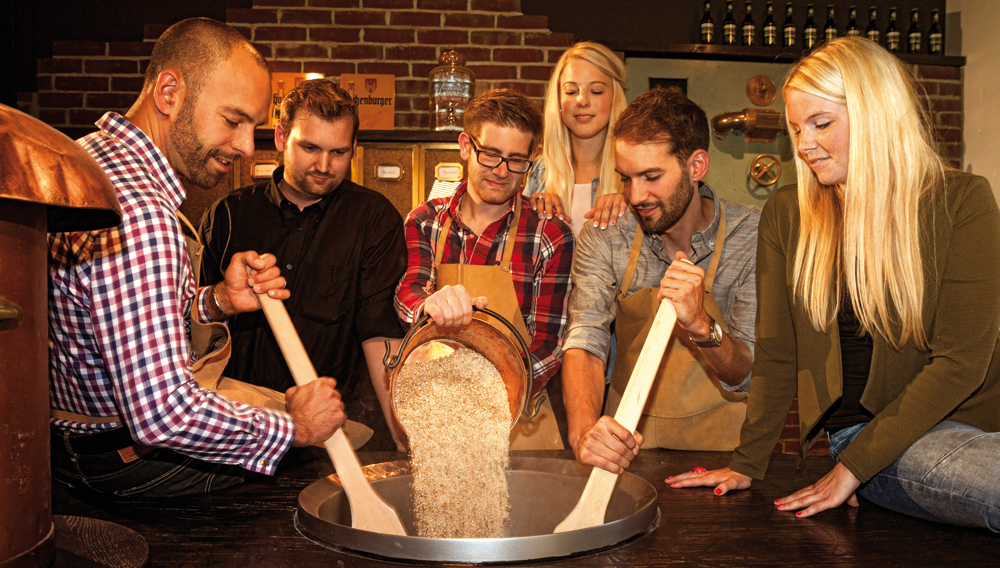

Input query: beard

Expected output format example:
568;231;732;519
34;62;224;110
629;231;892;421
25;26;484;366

634;167;695;235
170;100;238;189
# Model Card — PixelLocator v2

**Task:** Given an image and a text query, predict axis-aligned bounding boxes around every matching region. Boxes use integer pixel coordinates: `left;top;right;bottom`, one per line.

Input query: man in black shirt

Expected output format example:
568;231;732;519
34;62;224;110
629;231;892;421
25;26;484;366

199;79;407;450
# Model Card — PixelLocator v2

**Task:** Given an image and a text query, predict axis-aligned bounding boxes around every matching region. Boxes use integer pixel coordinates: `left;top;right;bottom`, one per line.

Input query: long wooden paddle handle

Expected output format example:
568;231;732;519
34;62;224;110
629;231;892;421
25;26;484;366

252;284;406;535
554;299;677;533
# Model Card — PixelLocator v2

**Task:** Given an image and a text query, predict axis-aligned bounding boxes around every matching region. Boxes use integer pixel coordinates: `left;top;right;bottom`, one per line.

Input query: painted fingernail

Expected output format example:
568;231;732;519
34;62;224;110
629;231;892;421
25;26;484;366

774;499;780;504
714;488;722;495
693;467;707;473
665;476;673;481
795;512;802;517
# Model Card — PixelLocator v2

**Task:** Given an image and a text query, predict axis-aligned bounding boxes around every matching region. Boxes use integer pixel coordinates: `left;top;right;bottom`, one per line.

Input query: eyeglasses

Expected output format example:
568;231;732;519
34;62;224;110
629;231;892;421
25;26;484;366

467;135;533;174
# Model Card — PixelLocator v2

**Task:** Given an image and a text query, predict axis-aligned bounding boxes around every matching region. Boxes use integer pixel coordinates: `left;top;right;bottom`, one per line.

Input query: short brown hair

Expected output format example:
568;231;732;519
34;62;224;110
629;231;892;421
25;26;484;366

279;79;359;141
612;87;709;163
463;89;544;152
143;18;268;104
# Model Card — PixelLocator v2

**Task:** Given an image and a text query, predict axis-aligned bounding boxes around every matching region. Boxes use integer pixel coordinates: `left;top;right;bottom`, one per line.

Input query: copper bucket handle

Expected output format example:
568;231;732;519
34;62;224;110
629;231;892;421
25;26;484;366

383;307;535;419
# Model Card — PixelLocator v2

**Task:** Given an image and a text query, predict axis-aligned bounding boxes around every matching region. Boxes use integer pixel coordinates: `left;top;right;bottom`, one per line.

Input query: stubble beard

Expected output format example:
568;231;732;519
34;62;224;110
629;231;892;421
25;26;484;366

170;99;237;189
634;168;695;235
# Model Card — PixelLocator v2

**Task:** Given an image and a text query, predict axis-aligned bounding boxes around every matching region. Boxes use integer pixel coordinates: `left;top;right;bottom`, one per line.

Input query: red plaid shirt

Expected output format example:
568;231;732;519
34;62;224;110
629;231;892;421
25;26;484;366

394;181;575;394
48;112;294;475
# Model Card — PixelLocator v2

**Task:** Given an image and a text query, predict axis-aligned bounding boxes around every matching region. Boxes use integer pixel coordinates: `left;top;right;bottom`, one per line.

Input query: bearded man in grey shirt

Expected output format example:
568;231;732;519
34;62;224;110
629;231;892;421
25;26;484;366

562;87;761;474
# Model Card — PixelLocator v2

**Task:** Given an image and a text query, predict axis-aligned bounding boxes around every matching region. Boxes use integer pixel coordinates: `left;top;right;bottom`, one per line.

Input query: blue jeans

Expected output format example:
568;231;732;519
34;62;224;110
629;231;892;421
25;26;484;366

51;427;253;498
829;421;1000;531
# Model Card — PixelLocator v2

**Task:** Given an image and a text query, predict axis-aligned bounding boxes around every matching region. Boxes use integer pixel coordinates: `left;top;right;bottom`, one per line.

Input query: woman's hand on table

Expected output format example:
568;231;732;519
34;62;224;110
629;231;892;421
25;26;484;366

665;467;752;495
583;193;628;230
530;192;568;223
773;461;860;517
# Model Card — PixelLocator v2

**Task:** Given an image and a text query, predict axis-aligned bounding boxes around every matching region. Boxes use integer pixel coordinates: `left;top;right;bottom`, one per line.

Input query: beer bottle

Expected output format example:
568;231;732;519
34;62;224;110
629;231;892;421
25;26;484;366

824;5;838;42
804;4;818;49
723;1;737;45
763;2;778;47
928;9;942;55
742;1;756;46
907;8;921;54
701;0;714;44
886;7;900;53
846;6;861;37
782;3;796;47
865;6;880;44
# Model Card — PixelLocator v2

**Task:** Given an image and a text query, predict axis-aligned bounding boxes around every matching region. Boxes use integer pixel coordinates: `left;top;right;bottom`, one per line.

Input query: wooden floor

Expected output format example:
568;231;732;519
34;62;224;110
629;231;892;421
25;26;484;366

51;448;1000;567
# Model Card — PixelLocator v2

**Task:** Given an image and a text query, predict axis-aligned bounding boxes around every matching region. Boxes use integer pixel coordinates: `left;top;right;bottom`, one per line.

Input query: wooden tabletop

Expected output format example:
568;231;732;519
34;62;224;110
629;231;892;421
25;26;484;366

51;449;1000;567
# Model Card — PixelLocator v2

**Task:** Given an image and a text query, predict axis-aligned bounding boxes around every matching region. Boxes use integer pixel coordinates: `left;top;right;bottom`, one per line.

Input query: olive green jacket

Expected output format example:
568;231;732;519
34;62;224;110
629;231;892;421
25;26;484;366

730;171;1000;483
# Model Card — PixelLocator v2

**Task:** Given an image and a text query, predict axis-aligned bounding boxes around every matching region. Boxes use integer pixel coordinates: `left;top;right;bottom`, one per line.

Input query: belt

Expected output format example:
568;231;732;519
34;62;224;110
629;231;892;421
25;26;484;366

52;424;139;455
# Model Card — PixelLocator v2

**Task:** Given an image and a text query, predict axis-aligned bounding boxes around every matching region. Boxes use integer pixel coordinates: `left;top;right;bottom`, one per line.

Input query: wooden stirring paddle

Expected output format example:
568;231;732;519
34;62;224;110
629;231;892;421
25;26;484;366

252;280;407;536
554;298;678;533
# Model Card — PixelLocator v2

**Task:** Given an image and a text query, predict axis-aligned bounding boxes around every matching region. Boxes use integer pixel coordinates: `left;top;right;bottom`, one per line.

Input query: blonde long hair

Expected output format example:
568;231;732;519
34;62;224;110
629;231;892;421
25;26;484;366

541;42;627;205
785;37;945;350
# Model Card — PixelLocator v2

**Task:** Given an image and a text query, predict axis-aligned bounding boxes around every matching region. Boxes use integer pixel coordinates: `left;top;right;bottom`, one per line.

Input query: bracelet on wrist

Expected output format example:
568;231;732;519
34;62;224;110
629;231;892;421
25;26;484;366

211;284;233;320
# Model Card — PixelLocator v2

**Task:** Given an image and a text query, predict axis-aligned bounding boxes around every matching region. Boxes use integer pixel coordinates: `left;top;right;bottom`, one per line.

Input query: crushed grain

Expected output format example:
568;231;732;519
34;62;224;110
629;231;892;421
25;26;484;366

395;347;511;539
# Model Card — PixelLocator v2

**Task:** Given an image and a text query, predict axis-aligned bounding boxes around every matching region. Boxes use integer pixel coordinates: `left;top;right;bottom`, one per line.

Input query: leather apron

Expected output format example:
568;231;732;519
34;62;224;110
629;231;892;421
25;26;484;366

434;201;564;450
605;204;747;451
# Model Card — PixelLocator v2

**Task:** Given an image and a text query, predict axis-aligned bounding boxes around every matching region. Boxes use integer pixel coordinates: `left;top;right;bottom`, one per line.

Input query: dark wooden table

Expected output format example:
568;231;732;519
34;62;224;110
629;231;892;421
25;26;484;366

52;449;1000;567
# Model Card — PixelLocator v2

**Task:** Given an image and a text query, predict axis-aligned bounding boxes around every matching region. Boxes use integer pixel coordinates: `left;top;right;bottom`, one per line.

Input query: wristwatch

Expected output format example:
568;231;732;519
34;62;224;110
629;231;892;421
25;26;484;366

690;318;723;348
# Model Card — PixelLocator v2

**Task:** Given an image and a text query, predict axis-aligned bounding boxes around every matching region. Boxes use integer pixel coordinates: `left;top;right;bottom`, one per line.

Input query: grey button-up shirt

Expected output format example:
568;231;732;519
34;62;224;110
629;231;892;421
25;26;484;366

563;183;761;391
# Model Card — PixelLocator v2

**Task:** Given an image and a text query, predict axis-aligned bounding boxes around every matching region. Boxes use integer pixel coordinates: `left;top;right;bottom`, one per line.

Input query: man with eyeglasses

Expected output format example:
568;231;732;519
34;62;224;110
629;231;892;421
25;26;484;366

394;89;575;449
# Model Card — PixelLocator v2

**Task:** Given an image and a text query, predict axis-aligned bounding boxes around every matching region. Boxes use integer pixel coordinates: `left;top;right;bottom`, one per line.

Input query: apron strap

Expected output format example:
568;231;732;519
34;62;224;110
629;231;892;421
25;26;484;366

176;210;202;248
434;216;452;268
433;197;521;272
618;228;646;301
703;201;727;293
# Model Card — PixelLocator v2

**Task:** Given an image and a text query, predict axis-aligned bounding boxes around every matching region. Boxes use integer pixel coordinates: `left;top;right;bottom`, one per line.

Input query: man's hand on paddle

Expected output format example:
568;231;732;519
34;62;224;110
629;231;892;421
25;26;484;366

287;377;345;447
572;416;645;474
423;284;488;329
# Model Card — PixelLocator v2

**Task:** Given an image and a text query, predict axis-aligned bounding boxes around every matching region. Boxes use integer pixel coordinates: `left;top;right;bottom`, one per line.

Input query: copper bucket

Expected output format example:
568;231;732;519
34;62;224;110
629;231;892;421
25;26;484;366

382;308;533;431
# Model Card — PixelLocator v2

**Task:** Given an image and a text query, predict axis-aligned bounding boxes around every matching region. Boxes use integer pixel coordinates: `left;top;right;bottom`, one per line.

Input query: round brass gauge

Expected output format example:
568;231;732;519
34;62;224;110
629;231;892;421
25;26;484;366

751;154;781;186
746;75;777;106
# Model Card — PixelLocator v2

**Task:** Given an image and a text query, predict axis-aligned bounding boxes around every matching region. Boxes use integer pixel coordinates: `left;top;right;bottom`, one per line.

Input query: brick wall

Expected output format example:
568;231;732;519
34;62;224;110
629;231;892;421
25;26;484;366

21;0;573;130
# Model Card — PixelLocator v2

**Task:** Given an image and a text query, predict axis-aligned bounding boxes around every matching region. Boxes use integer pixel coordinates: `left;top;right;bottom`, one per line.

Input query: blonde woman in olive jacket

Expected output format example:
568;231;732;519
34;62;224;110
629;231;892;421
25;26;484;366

668;37;1000;531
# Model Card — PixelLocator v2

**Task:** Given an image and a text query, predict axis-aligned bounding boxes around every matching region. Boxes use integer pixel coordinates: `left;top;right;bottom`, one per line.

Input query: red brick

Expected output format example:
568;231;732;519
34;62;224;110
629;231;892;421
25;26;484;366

254;0;306;5
254;26;308;41
86;92;138;109
227;8;278;23
496;14;547;29
280;9;333;24
139;60;150;74
303;61;357;76
494;48;543;63
917;81;937;97
112;77;146;92
417;0;465;9
38;59;82;74
231;25;253;40
394;96;411;111
444;13;495;28
457;47;491;61
253;43;273;58
335;10;385;25
386;46;437;60
363;0;413;7
470;31;521;46
417;29;468;44
17;91;34;103
467;64;515;80
69;109;108;125
332;45;383;59
411;95;430;111
937;82;962;97
496;81;545;97
524;32;573;47
108;41;155;57
390;11;441;26
54;76;109;91
547;49;566;63
84;59;139;74
36;76;52;91
38;92;84;108
412;63;437;76
311;28;361;42
52;41;105;57
395;111;430;128
932;99;962;113
934;128;962;143
268;60;303;72
40;110;67;124
309;0;359;6
275;44;330;59
936;112;963;128
365;28;415;43
357;62;410;75
520;65;553;80
144;24;168;40
915;64;961;81
473;0;518;10
396;79;429;95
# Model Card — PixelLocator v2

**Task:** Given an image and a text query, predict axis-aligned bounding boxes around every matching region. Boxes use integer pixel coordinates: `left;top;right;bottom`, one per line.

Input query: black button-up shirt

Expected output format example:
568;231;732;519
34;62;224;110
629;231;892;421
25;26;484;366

199;167;407;397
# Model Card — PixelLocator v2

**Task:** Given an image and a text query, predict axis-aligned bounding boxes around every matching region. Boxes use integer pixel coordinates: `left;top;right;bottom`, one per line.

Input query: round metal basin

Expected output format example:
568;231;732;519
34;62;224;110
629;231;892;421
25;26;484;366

296;456;659;564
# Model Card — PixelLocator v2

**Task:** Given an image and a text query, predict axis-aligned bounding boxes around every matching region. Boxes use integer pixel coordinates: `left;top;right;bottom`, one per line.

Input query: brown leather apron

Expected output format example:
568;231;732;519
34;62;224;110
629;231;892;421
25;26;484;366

434;200;564;450
605;204;747;451
51;212;372;449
